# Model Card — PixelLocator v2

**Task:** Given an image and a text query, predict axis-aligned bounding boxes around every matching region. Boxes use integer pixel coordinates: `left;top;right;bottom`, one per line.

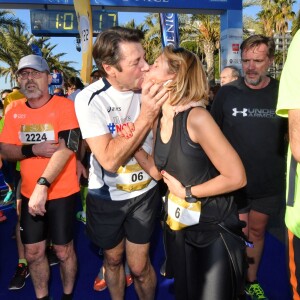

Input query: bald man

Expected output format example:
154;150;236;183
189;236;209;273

220;66;240;86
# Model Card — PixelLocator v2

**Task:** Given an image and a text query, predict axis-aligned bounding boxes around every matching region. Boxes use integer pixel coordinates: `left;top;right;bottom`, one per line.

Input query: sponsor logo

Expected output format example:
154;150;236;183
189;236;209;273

107;107;121;112
13;113;26;119
232;108;276;118
229;58;240;64
232;44;239;51
107;121;132;134
232;108;247;117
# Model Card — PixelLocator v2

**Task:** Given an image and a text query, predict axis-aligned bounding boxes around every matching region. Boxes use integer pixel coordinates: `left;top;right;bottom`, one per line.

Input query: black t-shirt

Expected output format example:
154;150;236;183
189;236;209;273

210;77;287;199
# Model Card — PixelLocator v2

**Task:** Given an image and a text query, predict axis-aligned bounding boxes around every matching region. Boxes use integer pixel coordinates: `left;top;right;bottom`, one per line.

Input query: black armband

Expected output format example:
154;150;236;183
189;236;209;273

21;144;36;158
58;128;81;152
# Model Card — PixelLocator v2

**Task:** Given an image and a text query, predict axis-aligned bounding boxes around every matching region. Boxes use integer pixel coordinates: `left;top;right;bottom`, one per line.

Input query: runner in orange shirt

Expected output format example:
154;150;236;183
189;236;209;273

0;54;80;300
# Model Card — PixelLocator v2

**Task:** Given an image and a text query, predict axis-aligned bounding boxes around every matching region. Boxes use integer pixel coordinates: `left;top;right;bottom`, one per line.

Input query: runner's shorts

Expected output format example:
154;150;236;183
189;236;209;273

20;192;78;245
86;185;161;249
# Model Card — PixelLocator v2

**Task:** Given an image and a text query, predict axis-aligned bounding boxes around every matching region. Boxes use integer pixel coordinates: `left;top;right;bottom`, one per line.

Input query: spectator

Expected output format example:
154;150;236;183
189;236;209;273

0;89;12;115
206;84;220;111
3;86;24;115
53;87;65;97
90;69;100;83
211;35;287;300
220;65;240;86
65;77;84;101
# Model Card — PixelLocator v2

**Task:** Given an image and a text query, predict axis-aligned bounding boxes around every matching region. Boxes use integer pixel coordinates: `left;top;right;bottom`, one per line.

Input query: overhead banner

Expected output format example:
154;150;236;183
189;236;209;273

73;0;93;85
159;13;180;48
1;0;242;11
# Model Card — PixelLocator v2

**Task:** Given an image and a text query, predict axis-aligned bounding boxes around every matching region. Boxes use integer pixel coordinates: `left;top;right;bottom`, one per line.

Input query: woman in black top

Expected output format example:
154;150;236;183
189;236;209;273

121;46;247;300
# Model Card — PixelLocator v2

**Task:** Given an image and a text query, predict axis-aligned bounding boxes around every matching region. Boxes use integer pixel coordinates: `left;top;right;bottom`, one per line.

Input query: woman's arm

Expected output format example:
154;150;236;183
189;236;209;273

162;107;246;199
134;147;162;181
118;120;162;181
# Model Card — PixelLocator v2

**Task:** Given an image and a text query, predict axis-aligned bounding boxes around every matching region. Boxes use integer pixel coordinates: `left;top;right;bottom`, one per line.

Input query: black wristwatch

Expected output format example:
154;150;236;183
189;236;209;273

185;185;197;203
37;177;51;188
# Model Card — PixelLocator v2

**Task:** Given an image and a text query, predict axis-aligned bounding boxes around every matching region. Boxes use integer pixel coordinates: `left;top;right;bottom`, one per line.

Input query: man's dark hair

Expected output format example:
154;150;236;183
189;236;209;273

1;89;13;97
65;76;84;90
92;26;144;78
240;35;275;59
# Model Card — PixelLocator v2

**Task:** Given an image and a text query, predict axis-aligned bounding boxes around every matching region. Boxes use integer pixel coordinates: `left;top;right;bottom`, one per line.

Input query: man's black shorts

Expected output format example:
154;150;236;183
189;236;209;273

86;185;161;250
233;188;285;215
20;192;78;245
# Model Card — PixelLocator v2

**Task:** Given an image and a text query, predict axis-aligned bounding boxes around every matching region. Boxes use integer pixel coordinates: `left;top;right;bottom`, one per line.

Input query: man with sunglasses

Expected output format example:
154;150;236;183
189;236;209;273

0;54;80;300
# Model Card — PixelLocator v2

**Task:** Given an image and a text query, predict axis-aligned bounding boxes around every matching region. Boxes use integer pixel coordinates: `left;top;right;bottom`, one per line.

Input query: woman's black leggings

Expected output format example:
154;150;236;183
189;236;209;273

171;235;237;300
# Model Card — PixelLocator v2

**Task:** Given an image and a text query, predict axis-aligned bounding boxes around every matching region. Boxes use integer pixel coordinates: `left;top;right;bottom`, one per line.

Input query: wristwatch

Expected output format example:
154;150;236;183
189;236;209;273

37;177;51;188
185;185;197;203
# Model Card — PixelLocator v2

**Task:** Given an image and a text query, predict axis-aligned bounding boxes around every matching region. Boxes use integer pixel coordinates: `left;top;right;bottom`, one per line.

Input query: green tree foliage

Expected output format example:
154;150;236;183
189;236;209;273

0;10;79;87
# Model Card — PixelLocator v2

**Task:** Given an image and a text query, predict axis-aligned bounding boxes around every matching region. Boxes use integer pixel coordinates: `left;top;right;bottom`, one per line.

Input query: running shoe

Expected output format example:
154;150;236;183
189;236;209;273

8;263;30;290
76;211;86;225
0;210;7;222
124;260;133;287
245;281;269;300
126;273;133;287
3;190;13;203
93;267;133;291
160;260;166;277
46;245;60;266
93;267;107;291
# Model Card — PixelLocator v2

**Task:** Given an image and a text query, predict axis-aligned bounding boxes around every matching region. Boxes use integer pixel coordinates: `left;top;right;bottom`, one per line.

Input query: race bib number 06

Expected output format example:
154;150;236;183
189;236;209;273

116;163;152;192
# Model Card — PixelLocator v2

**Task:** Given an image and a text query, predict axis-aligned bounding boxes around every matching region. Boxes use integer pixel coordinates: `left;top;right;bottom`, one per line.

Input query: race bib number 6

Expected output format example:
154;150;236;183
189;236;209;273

166;193;201;231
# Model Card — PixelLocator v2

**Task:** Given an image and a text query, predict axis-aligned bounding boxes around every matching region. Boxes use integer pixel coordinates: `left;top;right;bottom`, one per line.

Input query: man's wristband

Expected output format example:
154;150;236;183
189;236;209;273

21;145;36;158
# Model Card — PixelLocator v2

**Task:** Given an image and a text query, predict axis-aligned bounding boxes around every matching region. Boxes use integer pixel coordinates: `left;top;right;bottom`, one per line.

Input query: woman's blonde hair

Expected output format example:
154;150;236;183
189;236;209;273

162;46;209;106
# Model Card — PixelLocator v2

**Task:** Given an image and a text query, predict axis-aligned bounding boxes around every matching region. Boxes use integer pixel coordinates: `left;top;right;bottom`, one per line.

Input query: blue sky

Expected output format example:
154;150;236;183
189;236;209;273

1;2;300;89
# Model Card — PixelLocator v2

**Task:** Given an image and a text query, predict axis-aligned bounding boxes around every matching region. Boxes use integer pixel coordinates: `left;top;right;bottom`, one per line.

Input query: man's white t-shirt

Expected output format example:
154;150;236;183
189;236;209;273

75;78;156;201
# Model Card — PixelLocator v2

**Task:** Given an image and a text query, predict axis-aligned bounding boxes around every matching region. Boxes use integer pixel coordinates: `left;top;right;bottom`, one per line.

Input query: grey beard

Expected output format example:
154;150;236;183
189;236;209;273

244;75;263;86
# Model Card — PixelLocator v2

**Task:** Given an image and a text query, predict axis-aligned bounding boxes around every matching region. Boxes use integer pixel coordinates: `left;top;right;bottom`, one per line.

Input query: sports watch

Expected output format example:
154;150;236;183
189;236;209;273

37;177;51;188
185;185;197;203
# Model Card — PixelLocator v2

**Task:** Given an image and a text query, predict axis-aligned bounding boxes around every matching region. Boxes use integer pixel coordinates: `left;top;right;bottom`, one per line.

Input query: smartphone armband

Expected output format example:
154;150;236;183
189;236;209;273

58;128;81;152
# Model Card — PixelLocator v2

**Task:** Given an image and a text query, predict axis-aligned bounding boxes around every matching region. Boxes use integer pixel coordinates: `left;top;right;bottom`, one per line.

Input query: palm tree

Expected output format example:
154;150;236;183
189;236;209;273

181;14;220;85
248;0;296;71
256;5;275;36
0;26;30;85
257;0;295;64
243;15;264;37
243;0;261;7
0;10;25;32
291;10;300;36
273;0;296;64
122;17;161;63
142;13;162;64
0;25;78;86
